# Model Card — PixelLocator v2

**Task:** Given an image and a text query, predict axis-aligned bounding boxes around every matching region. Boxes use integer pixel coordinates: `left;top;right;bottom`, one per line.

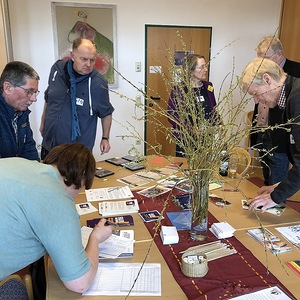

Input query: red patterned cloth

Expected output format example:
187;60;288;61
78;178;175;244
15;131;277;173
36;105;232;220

134;190;296;300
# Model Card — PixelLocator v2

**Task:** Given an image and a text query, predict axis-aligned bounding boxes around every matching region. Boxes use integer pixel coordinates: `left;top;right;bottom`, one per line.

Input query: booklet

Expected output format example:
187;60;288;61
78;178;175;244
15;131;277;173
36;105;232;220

75;202;98;215
157;175;186;187
209;194;231;207
86;215;134;228
247;227;292;254
81;226;134;259
117;174;149;188
99;199;139;216
137;185;171;198
85;186;134;202
105;157;129;166
139;210;164;222
166;211;191;230
241;199;286;216
100;229;135;259
95;167;114;178
275;224;300;249
121;161;145;171
172;194;191;210
230;285;293;299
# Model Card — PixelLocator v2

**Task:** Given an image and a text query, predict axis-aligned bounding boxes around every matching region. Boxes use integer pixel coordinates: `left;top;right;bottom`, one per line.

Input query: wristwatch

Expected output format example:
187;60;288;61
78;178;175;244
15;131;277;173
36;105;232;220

102;136;109;141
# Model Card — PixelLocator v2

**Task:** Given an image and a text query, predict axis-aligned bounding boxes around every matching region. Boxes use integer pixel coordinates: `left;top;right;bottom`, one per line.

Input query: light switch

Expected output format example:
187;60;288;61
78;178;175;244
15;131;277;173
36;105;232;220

135;62;141;72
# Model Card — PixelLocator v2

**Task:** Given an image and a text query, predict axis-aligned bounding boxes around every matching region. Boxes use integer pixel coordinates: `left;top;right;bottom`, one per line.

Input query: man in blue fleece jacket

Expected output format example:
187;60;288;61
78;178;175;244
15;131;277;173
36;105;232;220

0;61;40;160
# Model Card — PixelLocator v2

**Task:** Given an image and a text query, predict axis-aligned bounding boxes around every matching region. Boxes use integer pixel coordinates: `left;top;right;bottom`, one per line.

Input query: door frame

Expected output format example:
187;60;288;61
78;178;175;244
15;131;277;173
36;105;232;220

144;24;212;155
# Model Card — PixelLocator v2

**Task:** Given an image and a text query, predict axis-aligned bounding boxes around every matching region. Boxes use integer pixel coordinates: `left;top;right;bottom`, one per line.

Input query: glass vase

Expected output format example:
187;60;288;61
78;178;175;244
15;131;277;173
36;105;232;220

190;170;210;241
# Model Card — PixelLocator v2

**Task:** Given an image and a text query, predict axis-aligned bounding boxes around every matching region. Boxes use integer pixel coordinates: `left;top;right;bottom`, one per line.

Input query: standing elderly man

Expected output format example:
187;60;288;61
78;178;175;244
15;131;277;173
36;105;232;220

251;36;300;186
240;58;300;211
0;61;40;160
40;38;114;160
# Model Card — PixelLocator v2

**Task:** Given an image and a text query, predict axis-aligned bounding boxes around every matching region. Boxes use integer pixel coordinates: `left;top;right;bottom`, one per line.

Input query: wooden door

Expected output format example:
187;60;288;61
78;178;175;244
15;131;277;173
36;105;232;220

279;0;300;61
145;25;212;156
0;0;10;71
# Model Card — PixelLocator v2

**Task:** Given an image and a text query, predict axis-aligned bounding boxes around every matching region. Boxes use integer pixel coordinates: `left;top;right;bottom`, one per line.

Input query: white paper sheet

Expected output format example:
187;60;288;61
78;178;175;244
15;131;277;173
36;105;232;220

83;263;161;296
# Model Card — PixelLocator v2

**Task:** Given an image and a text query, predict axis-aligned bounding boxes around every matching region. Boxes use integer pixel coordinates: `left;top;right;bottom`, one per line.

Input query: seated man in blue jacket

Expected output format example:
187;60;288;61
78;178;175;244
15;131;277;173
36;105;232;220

0;61;40;160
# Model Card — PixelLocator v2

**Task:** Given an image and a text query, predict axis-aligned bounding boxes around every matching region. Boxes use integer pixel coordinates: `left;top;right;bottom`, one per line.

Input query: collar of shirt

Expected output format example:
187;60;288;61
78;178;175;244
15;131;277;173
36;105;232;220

277;84;286;109
279;57;286;69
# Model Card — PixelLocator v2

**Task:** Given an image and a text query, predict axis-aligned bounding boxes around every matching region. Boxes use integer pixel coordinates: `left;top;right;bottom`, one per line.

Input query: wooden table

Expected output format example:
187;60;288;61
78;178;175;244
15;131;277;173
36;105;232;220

46;156;300;299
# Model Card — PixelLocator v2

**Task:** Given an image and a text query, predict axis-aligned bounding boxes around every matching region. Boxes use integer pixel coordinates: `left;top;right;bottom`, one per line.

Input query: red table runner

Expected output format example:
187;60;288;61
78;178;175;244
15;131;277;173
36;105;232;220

134;191;296;300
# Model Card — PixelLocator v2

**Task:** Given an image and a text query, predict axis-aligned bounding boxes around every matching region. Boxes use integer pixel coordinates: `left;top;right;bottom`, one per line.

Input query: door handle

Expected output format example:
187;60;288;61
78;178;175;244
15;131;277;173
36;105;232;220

150;96;161;101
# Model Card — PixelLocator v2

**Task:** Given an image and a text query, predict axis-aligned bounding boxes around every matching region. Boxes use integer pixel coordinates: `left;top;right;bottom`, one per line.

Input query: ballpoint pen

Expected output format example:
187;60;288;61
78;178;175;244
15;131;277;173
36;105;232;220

104;220;119;226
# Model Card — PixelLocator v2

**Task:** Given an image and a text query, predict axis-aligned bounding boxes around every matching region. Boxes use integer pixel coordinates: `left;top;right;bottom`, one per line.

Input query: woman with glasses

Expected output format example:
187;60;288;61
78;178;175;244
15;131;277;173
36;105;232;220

167;54;219;157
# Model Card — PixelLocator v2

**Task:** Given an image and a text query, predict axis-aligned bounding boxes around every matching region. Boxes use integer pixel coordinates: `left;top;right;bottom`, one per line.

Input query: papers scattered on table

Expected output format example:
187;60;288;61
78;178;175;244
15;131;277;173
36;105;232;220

83;263;161;296
241;199;286;216
85;186;134;202
275;224;300;249
209;221;236;239
137;185;171;198
229;285;293;299
81;226;134;259
247;227;292;254
180;240;237;261
99;199;139;216
75;202;98;215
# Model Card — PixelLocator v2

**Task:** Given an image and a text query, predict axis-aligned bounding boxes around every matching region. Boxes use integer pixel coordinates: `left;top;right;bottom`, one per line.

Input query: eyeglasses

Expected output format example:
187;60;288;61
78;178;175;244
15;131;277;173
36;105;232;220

195;64;208;70
15;85;40;97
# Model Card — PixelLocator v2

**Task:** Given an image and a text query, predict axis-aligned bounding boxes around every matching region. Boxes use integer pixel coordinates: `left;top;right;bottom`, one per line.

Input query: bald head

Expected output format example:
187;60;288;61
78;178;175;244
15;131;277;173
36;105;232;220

71;38;97;75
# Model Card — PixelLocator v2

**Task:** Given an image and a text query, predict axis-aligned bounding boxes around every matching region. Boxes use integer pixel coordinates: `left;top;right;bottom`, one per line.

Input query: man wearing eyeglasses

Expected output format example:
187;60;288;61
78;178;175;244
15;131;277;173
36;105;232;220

0;61;40;160
250;36;300;186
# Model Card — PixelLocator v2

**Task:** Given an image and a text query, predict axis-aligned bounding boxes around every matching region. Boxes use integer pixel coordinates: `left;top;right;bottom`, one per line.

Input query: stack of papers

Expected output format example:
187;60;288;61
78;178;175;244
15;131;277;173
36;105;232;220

275;224;300;249
247;227;292;254
209;221;236;238
81;226;135;259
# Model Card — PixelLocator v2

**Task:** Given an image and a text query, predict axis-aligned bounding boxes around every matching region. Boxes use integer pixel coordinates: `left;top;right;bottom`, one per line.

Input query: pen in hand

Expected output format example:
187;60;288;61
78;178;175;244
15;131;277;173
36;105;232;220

104;220;119;227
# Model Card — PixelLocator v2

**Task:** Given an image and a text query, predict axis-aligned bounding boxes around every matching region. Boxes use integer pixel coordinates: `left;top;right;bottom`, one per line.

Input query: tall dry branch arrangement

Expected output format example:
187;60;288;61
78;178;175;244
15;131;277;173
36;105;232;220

107;36;299;294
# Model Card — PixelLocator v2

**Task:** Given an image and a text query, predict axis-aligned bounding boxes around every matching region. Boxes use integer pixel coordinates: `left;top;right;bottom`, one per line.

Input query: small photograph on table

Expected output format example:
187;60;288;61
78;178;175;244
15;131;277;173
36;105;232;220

137;185;171;198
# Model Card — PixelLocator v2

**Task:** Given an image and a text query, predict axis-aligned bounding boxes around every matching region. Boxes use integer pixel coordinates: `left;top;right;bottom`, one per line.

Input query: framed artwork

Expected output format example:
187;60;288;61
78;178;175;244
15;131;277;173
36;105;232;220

0;0;13;69
51;2;117;87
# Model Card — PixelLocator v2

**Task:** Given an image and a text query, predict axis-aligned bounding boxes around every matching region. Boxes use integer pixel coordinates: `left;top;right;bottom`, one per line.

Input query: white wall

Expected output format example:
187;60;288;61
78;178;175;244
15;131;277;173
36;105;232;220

7;0;282;161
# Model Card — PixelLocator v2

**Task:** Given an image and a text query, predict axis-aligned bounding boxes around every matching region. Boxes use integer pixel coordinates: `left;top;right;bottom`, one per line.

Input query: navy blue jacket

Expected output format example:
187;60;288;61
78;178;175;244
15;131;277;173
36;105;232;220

0;94;39;160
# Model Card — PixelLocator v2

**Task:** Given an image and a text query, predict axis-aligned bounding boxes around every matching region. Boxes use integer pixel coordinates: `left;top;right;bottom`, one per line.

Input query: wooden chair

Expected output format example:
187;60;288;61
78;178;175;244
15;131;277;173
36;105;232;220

229;146;252;177
0;274;34;300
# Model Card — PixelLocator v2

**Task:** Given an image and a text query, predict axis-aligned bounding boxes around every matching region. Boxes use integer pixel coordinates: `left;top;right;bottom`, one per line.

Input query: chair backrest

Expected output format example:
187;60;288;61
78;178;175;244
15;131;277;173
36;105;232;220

0;274;33;300
229;146;251;177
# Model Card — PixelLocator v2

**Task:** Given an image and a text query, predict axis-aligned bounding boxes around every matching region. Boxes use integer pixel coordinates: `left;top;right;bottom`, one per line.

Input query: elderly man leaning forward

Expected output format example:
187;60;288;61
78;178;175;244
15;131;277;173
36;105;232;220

240;58;300;211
